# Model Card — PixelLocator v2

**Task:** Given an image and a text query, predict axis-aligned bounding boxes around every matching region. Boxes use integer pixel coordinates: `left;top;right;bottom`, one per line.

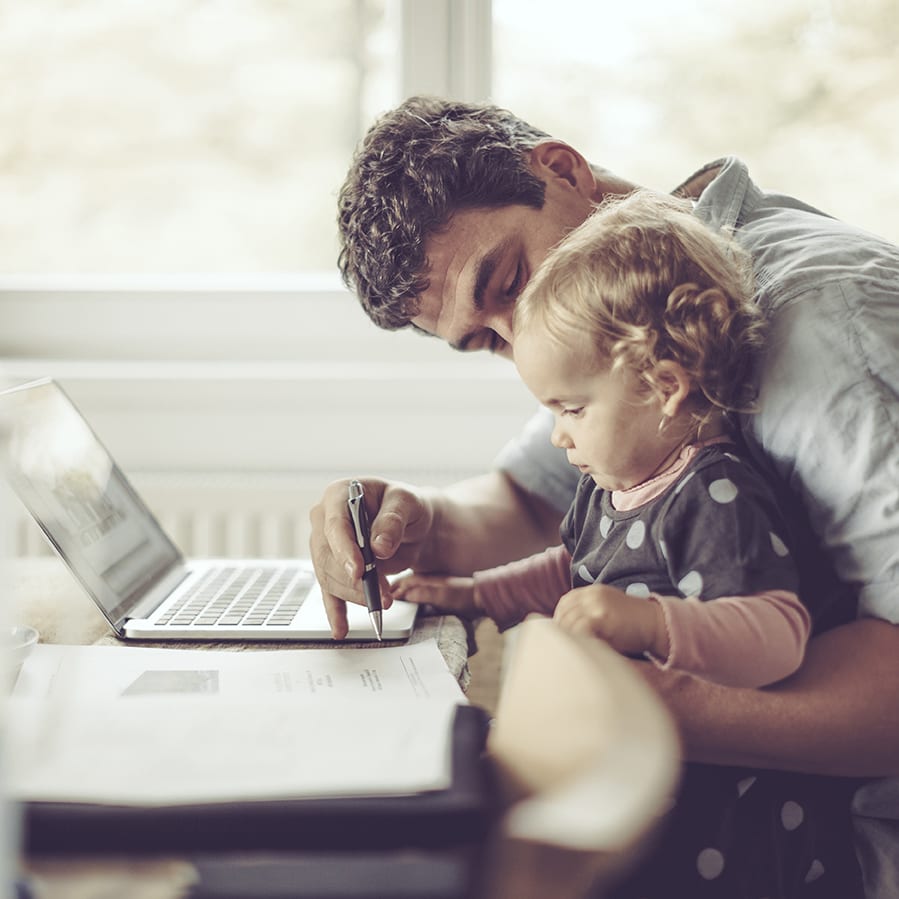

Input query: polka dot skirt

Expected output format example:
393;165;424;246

595;764;865;899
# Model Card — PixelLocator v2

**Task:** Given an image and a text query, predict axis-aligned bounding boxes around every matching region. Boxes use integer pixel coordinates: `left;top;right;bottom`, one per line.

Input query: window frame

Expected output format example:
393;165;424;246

0;2;525;482
0;0;493;366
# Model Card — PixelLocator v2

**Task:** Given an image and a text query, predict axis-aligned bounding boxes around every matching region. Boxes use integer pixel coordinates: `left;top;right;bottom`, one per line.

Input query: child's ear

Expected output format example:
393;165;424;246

653;361;693;417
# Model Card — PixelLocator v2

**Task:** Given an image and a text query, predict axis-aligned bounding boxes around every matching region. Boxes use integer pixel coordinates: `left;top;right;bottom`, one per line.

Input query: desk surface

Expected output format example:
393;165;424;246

9;556;476;899
9;556;472;688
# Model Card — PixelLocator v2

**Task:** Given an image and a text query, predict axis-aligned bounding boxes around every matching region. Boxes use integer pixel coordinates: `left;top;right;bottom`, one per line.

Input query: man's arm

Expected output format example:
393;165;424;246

418;471;563;574
639;615;899;777
309;470;562;638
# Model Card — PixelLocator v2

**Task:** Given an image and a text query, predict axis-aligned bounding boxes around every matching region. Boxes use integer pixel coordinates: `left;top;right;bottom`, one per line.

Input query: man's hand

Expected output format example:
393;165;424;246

553;583;669;659
390;573;481;618
308;478;434;639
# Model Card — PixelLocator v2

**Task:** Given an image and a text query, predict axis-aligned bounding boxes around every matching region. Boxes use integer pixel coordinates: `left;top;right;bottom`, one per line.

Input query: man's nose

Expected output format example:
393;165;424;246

485;307;514;347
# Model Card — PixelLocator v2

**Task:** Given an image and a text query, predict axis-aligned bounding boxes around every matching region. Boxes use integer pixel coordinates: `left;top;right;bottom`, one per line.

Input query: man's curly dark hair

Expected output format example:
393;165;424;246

337;96;551;330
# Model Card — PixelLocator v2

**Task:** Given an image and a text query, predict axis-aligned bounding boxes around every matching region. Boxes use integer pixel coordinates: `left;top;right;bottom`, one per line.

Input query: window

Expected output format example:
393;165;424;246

0;1;529;495
493;0;899;244
0;0;397;275
4;0;896;496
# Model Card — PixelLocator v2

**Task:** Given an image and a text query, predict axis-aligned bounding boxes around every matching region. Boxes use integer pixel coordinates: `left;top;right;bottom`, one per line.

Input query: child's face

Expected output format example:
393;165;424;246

514;329;684;491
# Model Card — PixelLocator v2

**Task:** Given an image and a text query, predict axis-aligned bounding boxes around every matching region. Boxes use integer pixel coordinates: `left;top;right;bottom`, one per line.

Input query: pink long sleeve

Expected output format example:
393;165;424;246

474;544;572;631
650;589;812;688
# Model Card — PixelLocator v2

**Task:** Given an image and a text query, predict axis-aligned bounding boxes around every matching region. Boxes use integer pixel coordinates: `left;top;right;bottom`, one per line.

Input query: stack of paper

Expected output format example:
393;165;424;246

7;639;466;805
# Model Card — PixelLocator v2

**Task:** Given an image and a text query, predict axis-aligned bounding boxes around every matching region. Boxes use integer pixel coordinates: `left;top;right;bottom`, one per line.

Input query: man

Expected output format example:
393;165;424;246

310;96;899;896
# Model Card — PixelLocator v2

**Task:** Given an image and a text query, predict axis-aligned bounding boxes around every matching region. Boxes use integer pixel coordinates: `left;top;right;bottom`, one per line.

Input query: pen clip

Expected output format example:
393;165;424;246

347;480;366;549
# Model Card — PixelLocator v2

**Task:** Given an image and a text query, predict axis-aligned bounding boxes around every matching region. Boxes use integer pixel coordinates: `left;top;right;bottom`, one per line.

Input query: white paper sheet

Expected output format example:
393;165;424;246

7;639;466;805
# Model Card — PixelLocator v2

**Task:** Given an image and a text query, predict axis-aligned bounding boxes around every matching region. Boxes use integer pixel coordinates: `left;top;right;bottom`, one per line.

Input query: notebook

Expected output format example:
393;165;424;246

0;377;418;642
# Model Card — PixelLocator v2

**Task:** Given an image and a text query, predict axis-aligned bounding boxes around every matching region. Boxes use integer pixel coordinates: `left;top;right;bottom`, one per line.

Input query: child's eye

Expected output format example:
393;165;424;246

562;406;584;417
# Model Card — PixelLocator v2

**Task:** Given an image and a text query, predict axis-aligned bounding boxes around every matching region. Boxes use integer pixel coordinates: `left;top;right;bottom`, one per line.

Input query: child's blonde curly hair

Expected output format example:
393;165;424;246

514;190;765;425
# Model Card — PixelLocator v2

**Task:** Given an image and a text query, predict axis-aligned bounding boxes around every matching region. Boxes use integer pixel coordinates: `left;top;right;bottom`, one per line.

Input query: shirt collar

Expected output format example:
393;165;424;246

672;156;756;235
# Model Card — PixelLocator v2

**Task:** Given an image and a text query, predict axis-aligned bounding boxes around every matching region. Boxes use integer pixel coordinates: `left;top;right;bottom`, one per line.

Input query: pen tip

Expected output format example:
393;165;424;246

370;610;383;642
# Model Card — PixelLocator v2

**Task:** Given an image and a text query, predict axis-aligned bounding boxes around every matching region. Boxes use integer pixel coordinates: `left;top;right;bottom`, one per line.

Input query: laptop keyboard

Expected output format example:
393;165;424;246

156;565;314;628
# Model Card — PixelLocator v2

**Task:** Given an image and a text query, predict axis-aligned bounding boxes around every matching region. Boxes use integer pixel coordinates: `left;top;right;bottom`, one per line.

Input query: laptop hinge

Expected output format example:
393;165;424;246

120;565;190;627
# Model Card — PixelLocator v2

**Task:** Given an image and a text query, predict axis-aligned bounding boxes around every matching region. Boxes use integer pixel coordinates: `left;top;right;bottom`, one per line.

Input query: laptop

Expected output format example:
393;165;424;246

0;378;418;642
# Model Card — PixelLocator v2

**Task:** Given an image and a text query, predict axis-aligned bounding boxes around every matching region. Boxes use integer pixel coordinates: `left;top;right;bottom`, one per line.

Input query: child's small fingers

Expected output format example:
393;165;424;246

392;581;439;606
389;579;415;601
553;603;579;632
379;574;393;608
389;573;421;595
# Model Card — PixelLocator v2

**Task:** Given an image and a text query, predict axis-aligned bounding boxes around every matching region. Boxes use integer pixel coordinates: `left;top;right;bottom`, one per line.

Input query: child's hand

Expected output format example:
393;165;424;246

389;573;481;618
553;584;669;659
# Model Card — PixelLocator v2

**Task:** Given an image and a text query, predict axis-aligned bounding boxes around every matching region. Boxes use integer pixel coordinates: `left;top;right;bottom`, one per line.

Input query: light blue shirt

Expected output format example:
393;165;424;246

497;155;899;624
495;155;899;898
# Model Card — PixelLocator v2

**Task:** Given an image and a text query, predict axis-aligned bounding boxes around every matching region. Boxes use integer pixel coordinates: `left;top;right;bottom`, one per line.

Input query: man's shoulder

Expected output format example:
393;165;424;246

670;158;730;200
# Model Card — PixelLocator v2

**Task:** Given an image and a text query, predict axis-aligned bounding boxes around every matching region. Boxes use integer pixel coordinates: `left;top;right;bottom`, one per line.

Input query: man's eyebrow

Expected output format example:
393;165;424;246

452;238;515;352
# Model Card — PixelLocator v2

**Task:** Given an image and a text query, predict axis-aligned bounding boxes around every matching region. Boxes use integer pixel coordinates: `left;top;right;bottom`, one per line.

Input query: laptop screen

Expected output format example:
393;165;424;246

2;379;182;626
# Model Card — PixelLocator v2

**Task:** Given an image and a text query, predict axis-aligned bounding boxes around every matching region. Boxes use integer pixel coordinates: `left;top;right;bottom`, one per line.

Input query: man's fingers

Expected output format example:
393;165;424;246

323;591;349;641
320;488;368;578
309;478;429;629
309;481;368;608
369;489;417;559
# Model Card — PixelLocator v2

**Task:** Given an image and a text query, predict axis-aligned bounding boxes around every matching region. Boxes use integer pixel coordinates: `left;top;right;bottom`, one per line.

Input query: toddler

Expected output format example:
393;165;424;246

395;189;824;688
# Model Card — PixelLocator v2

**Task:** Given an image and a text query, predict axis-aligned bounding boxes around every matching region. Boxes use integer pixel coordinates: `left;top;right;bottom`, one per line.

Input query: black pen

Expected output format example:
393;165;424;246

347;480;383;641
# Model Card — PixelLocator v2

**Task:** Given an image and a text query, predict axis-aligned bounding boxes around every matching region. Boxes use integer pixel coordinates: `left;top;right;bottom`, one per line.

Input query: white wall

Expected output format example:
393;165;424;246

0;278;537;555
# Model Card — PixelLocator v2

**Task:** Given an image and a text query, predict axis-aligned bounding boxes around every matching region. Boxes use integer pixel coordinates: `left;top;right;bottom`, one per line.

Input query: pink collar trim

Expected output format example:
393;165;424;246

611;436;732;511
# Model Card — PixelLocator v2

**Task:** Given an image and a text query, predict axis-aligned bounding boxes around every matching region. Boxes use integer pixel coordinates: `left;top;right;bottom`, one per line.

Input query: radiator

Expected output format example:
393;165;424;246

12;469;471;560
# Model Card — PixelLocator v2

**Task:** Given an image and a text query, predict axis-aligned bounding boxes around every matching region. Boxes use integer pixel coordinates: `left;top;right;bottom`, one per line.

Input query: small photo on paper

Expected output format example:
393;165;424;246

122;669;220;696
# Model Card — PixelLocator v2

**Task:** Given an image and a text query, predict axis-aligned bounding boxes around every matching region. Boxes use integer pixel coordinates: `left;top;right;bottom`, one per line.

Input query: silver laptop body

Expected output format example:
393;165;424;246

1;378;418;642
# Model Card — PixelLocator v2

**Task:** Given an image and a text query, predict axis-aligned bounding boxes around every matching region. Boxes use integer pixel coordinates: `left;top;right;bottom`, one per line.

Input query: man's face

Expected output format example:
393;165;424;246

411;166;596;359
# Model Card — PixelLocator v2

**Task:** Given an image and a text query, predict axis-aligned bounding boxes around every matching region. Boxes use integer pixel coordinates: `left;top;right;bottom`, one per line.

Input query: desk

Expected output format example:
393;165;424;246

9;557;479;899
8;556;473;688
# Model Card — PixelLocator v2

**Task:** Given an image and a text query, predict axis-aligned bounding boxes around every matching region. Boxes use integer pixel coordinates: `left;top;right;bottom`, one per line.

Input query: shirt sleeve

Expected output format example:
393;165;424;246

648;589;811;687
742;254;899;623
493;406;580;516
473;544;572;631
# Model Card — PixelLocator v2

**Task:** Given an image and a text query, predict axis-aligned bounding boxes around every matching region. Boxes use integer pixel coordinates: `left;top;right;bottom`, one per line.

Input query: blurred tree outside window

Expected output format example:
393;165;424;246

0;0;398;274
4;0;898;278
493;0;899;243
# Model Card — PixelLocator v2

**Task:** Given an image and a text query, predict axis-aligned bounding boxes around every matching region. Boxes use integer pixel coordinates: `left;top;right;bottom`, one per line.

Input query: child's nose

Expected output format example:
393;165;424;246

550;422;572;449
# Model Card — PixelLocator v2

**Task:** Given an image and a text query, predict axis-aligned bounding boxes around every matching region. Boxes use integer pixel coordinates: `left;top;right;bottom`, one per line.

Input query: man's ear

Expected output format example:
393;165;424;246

653;360;694;417
528;141;597;199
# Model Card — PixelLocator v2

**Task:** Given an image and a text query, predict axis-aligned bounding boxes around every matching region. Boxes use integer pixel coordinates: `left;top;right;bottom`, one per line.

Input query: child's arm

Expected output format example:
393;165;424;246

553;583;669;657
642;453;813;687
553;584;811;688
390;544;572;629
646;589;811;687
389;573;481;617
473;543;571;629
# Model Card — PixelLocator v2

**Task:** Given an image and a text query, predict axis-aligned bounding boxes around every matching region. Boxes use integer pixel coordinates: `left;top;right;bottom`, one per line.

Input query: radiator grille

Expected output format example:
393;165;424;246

12;470;472;559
